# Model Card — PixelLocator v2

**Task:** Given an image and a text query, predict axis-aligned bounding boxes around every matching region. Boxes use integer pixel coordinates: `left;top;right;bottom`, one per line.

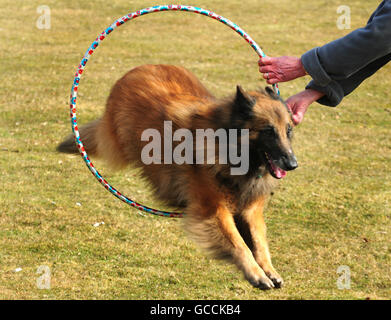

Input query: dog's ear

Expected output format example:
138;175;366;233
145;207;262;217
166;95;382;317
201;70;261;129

265;86;293;119
265;86;279;100
233;85;255;120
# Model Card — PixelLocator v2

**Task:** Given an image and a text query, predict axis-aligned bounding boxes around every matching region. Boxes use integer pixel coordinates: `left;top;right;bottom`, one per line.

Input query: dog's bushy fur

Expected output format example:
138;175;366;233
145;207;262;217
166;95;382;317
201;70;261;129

58;64;296;289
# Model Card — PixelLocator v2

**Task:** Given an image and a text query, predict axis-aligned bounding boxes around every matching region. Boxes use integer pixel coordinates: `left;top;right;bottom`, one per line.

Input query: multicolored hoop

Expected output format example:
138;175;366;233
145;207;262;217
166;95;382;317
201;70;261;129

69;5;279;218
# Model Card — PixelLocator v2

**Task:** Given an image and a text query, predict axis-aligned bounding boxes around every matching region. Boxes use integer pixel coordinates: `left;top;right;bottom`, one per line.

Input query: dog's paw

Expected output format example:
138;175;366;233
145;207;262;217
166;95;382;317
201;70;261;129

265;272;284;289
247;274;275;290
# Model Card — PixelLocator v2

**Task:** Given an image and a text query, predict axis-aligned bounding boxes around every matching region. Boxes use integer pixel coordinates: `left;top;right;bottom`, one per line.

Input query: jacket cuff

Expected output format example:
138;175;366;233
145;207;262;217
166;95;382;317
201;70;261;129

301;48;333;87
305;80;345;107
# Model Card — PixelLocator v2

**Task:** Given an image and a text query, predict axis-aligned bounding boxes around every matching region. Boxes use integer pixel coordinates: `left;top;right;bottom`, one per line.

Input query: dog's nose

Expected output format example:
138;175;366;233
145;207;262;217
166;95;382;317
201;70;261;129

281;154;298;171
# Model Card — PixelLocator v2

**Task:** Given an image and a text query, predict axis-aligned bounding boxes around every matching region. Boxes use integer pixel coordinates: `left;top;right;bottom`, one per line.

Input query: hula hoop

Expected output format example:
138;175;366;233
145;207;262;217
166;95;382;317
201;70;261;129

69;5;279;218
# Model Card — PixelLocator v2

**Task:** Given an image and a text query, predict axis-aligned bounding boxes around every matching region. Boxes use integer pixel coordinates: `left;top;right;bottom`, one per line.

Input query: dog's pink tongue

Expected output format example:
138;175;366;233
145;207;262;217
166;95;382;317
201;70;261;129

270;161;287;179
275;167;287;179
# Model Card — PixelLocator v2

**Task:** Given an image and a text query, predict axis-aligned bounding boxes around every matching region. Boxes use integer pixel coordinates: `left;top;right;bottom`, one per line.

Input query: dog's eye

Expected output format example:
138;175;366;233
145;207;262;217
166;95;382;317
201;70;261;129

261;126;276;136
287;124;293;139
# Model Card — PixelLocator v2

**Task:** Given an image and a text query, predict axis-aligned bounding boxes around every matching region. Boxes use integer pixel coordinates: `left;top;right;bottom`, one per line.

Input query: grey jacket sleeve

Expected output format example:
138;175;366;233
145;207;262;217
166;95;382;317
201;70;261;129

301;0;391;106
305;53;391;106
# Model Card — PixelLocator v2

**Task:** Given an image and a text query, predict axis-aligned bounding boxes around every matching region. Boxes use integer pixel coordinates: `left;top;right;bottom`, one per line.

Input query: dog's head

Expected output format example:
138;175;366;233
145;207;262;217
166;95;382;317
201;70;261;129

231;85;298;179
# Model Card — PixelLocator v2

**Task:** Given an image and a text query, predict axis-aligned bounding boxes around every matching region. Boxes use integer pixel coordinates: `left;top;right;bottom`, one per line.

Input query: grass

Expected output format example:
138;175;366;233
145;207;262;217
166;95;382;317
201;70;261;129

0;0;390;299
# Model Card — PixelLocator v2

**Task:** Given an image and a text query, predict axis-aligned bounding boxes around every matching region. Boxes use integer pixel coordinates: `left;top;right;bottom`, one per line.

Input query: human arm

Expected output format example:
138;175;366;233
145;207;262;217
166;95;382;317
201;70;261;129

301;0;391;88
285;89;325;125
305;52;391;106
258;56;307;84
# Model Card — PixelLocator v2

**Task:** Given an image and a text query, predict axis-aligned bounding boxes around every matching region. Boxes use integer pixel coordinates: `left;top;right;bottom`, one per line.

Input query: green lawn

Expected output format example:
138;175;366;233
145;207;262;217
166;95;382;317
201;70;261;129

0;0;390;299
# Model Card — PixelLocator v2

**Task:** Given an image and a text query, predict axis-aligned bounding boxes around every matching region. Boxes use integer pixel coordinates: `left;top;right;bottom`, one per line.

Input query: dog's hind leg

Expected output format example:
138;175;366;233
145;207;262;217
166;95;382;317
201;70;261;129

241;197;283;288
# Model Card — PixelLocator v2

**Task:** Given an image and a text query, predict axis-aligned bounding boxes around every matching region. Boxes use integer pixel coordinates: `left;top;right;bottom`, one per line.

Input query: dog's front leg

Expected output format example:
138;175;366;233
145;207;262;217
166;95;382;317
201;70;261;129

215;205;275;289
185;172;274;289
241;197;283;288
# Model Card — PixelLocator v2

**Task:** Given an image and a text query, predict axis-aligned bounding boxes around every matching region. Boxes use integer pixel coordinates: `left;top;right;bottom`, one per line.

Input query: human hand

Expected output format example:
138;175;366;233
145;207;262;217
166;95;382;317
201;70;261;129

258;56;307;84
286;89;325;125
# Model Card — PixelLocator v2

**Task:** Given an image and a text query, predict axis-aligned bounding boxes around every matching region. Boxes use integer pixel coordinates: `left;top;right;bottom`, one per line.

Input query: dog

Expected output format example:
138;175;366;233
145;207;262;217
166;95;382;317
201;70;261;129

58;64;298;289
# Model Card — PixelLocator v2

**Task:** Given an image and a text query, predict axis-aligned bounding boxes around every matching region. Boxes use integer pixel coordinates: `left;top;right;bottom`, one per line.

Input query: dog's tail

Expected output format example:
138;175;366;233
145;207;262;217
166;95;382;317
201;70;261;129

57;119;100;156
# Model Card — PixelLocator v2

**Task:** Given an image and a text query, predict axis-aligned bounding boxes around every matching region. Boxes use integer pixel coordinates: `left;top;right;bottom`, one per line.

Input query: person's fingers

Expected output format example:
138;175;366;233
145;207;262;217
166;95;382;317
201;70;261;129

262;72;275;82
259;65;274;73
285;89;320;125
267;77;279;85
258;56;273;66
286;98;301;125
290;102;309;125
285;102;294;113
287;102;298;115
262;71;279;83
292;113;303;125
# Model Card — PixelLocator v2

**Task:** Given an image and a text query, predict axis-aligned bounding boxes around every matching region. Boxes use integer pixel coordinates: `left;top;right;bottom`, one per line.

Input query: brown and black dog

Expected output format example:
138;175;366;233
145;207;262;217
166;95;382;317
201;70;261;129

58;64;298;289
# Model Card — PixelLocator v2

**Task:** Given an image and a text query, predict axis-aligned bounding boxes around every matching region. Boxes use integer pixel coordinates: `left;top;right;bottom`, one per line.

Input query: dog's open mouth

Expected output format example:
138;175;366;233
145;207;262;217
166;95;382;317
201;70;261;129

265;153;286;179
